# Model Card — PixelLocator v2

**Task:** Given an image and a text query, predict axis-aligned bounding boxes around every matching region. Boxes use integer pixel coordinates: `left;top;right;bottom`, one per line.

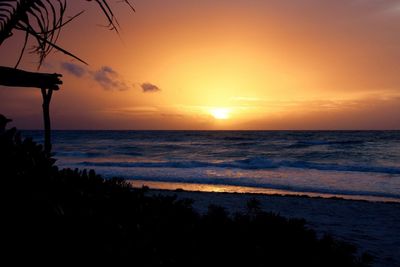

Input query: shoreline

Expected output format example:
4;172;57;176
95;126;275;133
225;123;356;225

137;185;400;267
128;180;400;204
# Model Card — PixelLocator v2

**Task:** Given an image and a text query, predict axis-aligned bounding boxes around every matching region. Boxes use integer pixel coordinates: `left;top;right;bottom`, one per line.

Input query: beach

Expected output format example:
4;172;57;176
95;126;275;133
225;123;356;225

147;188;400;267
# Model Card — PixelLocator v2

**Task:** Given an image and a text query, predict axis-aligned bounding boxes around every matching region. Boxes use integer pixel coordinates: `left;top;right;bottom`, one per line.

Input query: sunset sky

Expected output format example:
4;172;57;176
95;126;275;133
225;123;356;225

1;0;400;130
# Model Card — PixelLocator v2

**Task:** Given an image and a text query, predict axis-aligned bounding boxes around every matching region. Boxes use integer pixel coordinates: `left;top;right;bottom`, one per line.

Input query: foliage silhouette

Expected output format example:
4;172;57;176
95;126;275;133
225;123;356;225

1;120;373;266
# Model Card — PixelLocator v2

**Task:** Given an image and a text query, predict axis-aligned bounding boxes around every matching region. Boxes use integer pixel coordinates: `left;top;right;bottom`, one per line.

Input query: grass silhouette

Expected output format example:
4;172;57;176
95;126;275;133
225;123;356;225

1;122;373;266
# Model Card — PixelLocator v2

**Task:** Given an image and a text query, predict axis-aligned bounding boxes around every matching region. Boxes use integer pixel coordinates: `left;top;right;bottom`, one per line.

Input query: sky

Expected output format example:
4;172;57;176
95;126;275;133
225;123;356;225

1;0;400;130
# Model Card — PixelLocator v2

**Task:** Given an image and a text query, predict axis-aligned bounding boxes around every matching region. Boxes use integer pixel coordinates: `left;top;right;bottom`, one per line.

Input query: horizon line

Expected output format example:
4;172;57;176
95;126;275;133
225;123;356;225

19;128;400;132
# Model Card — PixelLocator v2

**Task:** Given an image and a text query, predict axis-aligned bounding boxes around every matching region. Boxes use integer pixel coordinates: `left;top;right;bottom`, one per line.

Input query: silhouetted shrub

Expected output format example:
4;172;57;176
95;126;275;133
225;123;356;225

0;125;372;266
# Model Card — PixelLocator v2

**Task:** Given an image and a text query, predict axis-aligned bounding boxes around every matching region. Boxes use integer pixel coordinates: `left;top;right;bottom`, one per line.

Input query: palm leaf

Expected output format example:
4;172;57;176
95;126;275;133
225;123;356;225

0;0;134;67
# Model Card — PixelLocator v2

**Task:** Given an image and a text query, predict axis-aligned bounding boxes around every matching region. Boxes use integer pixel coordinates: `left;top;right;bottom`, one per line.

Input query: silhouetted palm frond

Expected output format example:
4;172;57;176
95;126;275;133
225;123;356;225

0;0;134;67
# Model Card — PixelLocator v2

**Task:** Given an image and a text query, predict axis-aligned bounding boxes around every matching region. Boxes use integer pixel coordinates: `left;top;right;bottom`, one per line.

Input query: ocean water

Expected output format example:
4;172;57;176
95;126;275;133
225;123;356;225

23;130;400;202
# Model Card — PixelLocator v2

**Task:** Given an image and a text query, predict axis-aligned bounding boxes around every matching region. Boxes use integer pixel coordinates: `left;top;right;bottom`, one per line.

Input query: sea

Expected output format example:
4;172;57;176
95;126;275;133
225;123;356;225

22;130;400;202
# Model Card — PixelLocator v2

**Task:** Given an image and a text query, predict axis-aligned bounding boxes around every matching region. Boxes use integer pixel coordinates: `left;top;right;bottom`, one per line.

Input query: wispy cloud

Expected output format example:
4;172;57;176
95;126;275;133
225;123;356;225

93;66;131;91
230;97;263;103
141;82;161;93
61;62;86;77
104;106;159;115
237;95;400;130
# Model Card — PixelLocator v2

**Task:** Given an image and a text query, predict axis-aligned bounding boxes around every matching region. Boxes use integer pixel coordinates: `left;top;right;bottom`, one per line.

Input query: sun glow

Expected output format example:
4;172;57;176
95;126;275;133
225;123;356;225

210;108;231;120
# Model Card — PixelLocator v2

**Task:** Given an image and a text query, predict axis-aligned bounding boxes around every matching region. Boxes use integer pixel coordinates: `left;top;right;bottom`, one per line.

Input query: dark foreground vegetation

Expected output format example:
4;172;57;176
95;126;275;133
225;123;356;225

1;125;372;266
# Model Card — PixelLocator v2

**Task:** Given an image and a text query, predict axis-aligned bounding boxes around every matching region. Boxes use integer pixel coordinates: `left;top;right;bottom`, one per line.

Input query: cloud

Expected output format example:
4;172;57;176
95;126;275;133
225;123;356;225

61;62;86;77
161;113;184;118
141;82;161;93
107;106;160;115
37;64;161;97
60;63;133;92
93;66;131;91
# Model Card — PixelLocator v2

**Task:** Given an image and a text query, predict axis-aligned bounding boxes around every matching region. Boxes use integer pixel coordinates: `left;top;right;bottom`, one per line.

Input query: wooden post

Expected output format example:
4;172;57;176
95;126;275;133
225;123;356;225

41;88;53;155
0;67;62;155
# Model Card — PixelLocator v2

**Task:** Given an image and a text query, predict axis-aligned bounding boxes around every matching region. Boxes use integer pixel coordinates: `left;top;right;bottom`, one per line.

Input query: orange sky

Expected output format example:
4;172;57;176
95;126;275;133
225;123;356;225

1;0;400;130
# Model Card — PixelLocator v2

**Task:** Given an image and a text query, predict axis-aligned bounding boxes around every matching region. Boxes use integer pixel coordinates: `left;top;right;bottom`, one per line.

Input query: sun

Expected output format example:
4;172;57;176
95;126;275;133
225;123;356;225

210;108;231;120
